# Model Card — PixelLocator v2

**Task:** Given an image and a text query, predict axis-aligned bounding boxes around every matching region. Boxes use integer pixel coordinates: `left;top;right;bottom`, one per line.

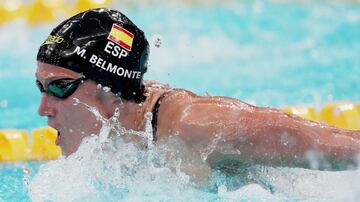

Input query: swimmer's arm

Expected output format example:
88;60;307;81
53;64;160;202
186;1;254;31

220;104;360;169
159;93;360;170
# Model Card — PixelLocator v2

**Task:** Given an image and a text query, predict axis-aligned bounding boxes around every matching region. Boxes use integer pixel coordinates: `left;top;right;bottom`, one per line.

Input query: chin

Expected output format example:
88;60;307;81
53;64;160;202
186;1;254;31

61;147;75;156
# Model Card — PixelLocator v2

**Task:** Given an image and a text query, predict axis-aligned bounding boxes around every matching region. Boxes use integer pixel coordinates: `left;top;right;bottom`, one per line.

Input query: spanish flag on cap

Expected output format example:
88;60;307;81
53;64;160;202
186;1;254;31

108;24;134;51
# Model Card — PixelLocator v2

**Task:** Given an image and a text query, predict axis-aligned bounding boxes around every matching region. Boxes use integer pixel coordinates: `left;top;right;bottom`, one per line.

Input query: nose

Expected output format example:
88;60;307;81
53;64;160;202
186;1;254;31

38;94;56;117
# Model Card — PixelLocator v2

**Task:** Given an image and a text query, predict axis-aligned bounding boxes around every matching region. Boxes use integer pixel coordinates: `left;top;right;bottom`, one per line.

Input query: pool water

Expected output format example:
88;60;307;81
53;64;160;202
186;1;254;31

1;1;360;201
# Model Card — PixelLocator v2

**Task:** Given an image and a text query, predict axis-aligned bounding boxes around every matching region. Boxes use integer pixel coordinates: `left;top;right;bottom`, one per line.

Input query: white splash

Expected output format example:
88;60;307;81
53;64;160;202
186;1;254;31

248;165;360;201
28;99;194;202
27;100;360;201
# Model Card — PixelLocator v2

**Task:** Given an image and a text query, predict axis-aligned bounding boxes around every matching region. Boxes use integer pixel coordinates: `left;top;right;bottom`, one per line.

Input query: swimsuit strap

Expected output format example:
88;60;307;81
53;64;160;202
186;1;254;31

151;91;171;141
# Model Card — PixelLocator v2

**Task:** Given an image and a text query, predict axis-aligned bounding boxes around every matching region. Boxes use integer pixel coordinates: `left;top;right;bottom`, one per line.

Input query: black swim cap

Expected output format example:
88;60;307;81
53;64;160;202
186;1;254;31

37;8;149;102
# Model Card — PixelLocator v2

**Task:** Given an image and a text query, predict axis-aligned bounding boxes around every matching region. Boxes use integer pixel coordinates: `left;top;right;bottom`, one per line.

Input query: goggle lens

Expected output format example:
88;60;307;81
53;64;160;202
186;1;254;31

36;78;85;99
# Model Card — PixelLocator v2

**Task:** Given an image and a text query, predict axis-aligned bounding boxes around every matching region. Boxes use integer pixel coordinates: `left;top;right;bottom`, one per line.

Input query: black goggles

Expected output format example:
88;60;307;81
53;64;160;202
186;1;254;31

36;78;86;99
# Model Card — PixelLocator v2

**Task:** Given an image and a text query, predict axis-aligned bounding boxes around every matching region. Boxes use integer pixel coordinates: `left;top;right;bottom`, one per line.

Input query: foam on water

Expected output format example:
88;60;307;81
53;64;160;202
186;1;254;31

27;98;207;201
25;96;360;201
250;166;360;201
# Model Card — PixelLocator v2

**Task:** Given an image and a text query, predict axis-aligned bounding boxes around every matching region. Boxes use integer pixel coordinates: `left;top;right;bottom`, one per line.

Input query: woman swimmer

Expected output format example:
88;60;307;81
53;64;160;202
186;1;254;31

35;8;360;182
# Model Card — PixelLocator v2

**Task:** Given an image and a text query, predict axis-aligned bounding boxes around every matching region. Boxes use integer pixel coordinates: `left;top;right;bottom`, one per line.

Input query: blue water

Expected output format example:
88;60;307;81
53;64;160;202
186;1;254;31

1;1;360;201
0;163;38;201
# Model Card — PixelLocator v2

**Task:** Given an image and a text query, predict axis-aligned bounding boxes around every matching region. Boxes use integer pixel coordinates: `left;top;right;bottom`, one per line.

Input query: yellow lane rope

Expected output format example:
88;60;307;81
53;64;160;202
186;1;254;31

0;127;61;162
283;102;360;130
0;0;112;26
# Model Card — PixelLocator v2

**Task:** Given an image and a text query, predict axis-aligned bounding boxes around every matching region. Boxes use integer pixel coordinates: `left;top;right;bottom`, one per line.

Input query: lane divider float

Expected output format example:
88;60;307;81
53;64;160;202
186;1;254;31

0;0;111;26
0;127;61;162
283;102;360;130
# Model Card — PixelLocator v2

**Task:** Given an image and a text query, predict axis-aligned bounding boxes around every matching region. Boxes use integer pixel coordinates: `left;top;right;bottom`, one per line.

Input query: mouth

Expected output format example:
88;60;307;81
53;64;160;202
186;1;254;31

55;130;61;146
47;119;61;145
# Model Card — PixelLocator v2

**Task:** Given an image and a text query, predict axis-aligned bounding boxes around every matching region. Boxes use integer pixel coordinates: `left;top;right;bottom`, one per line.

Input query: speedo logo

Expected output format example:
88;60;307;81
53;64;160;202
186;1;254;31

43;35;64;45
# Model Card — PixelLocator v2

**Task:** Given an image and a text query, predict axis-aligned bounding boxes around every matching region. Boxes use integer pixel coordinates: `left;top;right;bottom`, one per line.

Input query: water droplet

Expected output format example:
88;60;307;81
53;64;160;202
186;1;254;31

111;108;120;122
23;167;32;186
103;86;111;92
115;92;122;97
23;167;31;174
218;185;227;194
72;98;80;106
152;34;162;48
113;108;120;117
145;112;153;121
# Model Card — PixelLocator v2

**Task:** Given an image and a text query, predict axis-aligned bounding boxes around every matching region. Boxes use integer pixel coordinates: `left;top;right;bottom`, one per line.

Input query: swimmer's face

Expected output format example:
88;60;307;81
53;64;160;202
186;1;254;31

36;62;111;156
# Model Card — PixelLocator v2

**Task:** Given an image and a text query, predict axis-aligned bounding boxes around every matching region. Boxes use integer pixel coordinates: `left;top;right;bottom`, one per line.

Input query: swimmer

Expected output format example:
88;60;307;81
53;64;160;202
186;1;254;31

35;8;360;182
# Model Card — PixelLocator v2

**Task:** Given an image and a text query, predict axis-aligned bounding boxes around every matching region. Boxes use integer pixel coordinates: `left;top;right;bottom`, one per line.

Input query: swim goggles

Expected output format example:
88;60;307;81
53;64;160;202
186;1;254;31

36;77;86;99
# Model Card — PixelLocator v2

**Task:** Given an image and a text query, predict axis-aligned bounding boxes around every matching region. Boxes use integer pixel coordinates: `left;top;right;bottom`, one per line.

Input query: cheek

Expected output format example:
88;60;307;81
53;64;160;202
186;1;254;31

59;101;101;132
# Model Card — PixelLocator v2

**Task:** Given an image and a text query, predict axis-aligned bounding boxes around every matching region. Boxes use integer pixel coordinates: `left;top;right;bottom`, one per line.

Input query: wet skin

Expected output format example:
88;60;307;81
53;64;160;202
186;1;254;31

36;62;169;156
155;89;360;169
36;61;360;182
36;62;106;155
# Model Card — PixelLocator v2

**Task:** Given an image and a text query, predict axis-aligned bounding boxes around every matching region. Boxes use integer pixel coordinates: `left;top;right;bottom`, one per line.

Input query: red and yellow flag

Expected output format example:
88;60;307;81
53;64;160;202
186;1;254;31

107;24;134;51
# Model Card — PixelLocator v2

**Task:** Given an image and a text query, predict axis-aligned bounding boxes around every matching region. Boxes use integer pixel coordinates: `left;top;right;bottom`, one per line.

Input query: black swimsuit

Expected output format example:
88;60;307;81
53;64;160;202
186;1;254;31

151;92;170;141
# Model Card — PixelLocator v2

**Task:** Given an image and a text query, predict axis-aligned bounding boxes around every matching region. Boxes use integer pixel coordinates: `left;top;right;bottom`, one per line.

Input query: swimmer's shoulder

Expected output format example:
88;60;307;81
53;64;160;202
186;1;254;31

155;89;261;137
144;79;198;104
160;90;256;114
155;88;255;119
153;87;198;136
